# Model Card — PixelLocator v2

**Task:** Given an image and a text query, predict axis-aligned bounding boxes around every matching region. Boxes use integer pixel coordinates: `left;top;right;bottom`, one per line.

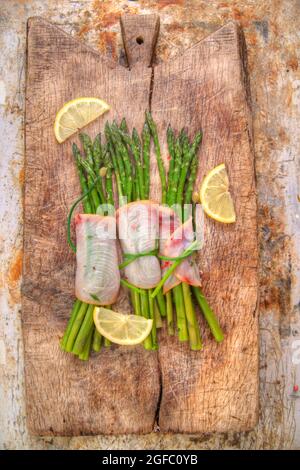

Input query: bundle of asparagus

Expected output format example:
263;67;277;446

61;132;119;359
61;112;223;360
105;119;165;351
146;114;201;350
146;112;223;350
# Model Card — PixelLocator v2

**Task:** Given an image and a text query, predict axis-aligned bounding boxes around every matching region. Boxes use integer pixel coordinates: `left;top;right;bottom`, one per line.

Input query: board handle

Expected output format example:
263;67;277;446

120;14;160;69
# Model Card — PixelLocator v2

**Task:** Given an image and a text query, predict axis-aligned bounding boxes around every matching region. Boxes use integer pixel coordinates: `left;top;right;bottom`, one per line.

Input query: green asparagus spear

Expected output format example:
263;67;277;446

103;150;114;207
168;137;183;208
140;290;152;350
72;304;95;355
105;123;127;196
65;302;89;352
60;299;81;349
79;327;93;360
120;117;129;133
192;287;224;343
166;291;174;335
142;122;151;199
107;141;124;205
146;111;167;204
172;285;188;341
132;128;145;199
176;135;194;210
79;158;102;208
72;143;93;213
182;282;202;350
148;290;158;349
79;133;94;167
93;134;102;171
166;125;176;205
92;328;102;352
184;131;202;213
111;124;133;202
154;300;163;328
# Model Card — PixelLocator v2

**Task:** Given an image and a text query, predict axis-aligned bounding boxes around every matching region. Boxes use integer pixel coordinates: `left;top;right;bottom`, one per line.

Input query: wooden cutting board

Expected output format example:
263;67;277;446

23;14;258;435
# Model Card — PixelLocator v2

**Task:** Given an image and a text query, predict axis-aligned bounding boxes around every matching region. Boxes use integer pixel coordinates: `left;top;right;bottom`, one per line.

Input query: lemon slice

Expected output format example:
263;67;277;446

93;307;153;346
54;97;110;143
200;163;236;223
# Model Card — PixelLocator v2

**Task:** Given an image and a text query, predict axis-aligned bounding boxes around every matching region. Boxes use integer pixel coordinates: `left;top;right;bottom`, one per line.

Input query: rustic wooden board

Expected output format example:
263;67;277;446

23;15;258;435
151;22;259;433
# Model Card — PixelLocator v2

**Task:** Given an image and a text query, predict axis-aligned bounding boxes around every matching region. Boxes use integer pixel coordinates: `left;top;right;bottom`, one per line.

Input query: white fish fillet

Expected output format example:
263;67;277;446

75;214;120;305
117;201;161;289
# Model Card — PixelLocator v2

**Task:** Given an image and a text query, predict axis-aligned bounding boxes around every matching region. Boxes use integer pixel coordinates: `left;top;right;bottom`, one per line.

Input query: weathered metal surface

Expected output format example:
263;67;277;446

0;0;299;449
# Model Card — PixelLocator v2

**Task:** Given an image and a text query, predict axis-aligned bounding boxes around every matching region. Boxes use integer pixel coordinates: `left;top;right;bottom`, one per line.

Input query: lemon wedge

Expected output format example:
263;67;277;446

93;307;153;346
54;97;110;143
200;163;236;223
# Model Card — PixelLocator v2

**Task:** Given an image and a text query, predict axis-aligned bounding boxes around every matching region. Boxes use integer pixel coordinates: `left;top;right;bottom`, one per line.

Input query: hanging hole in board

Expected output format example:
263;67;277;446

136;36;144;45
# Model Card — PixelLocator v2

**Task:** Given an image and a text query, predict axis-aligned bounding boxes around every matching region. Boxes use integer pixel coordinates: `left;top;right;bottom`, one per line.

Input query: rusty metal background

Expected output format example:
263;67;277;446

0;0;299;449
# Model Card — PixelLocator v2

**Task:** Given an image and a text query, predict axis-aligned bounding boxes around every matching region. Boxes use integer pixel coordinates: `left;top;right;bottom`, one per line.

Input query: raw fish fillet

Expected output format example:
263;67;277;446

75;214;120;305
117;201;161;289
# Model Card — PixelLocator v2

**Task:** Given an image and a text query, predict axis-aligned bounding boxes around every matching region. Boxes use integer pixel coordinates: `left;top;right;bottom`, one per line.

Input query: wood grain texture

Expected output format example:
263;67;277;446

150;22;259;433
23;16;160;436
120;14;160;68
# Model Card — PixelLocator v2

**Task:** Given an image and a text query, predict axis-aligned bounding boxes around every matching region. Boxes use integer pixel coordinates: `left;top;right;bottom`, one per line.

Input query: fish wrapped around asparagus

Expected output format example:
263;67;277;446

159;209;202;293
159;205;182;292
117;201;161;289
75;213;120;305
